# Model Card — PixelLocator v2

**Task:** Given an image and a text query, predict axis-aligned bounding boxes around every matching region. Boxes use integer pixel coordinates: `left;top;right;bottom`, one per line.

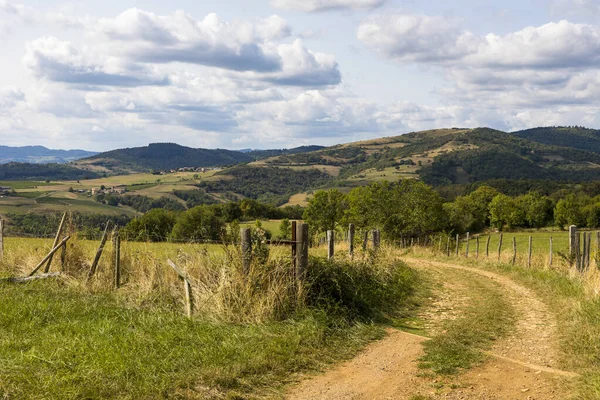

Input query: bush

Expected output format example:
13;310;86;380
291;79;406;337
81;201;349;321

305;257;417;322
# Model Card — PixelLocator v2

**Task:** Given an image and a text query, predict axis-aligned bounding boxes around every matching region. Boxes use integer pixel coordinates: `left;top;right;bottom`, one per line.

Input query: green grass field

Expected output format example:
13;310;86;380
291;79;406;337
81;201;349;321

0;236;418;399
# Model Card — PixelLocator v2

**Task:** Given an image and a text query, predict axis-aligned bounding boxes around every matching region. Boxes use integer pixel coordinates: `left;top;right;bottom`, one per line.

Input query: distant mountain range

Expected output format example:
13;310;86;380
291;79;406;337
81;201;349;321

0;145;98;164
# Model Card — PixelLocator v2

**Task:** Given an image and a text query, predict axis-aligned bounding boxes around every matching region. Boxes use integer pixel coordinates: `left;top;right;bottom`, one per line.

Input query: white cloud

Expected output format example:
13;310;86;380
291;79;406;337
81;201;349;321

358;14;478;63
271;0;386;12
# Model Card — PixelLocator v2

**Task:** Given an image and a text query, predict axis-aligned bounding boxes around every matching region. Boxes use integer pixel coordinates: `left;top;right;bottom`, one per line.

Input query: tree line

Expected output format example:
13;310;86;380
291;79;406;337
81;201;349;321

302;180;600;239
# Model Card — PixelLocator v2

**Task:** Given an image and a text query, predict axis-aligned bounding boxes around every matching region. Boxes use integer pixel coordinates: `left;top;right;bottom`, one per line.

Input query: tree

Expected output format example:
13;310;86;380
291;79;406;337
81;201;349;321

303;189;348;233
518;192;553;228
171;205;225;241
278;218;291;239
122;209;177;242
554;194;589;229
489;194;525;230
345;180;447;239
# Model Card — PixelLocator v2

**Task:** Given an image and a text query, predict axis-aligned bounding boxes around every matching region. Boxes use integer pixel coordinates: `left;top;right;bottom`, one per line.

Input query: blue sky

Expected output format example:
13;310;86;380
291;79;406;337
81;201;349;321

1;0;599;151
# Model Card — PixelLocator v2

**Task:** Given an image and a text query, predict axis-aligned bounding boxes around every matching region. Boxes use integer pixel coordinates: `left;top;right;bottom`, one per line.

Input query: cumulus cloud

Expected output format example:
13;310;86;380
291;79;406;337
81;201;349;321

0;86;24;111
358;14;478;63
24;37;170;87
271;0;386;12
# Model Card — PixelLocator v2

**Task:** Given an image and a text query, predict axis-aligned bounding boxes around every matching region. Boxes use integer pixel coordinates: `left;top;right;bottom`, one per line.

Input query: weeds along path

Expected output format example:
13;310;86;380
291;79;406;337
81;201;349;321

286;256;576;400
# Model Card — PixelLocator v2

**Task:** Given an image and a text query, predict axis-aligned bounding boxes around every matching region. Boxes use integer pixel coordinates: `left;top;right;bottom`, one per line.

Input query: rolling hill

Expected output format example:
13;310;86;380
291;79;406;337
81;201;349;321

0;145;97;164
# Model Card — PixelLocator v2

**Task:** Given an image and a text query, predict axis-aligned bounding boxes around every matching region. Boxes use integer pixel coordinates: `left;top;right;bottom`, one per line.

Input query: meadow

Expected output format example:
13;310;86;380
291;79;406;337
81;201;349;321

0;233;418;399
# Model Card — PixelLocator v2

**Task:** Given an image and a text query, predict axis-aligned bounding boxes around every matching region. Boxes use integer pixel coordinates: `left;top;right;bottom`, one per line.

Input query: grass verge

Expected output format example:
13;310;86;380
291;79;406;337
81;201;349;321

418;270;515;375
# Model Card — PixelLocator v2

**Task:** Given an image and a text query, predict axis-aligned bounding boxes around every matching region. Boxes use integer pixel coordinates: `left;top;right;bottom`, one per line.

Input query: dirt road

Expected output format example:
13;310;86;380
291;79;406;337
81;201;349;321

286;258;577;400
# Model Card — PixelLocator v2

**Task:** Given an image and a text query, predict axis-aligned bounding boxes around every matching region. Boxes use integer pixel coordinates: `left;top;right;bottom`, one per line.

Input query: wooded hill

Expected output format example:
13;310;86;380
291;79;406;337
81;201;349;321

0;145;97;164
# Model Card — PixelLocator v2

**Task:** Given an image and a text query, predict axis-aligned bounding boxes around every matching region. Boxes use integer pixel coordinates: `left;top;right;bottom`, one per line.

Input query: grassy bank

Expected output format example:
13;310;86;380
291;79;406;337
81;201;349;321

0;237;419;399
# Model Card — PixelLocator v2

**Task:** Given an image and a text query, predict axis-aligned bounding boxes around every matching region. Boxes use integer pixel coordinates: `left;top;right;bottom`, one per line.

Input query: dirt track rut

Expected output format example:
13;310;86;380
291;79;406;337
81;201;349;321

285;257;576;400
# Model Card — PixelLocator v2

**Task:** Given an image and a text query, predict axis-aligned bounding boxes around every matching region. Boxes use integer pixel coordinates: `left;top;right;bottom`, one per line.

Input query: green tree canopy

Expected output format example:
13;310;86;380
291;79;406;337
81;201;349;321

303;189;348;233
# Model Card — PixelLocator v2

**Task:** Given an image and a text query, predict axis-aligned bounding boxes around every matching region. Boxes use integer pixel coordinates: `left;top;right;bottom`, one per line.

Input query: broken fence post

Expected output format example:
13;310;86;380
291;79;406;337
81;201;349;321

28;236;71;277
88;221;111;280
44;212;67;273
167;259;193;318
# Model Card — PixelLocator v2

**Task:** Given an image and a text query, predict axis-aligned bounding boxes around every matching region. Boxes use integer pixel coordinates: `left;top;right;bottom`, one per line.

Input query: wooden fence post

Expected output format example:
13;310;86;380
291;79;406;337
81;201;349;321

455;234;459;256
569;225;578;263
241;228;252;275
446;236;450;256
0;218;4;260
486;235;491;258
167;260;193;318
512;237;517;266
88;222;111;280
296;223;309;282
372;229;381;251
575;232;582;272
438;236;442;253
113;231;121;289
465;232;470;258
60;242;67;271
586;232;592;271
327;230;334;260
44;212;67;273
348;224;355;257
476;236;479;259
291;221;297;272
497;233;503;261
596;232;600;269
527;236;532;268
363;231;369;251
28;236;71;277
549;236;553;268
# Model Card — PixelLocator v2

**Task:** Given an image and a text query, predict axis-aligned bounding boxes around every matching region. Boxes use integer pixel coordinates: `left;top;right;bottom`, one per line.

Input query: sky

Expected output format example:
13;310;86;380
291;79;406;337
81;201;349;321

1;0;600;151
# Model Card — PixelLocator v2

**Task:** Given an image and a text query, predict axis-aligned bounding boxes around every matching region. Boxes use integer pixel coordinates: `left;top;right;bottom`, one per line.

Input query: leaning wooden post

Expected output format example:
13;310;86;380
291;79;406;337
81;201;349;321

465;232;470;258
28;236;71;277
60;242;67;271
327;230;335;260
549;236;553;268
497;233;503;261
240;228;252;275
113;231;121;289
512;237;517;266
527;236;532;268
0;218;4;260
348;224;355;257
88;221;111;280
486;235;491;258
372;229;381;251
44;212;67;273
475;236;480;259
296;223;309;282
167;260;193;318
